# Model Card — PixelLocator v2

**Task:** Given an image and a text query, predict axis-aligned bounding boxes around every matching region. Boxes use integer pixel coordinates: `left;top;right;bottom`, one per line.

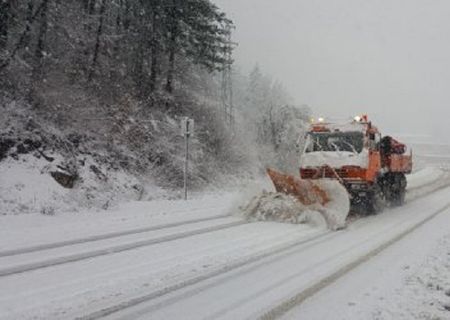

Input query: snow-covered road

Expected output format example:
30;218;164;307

282;195;450;320
103;187;450;320
0;168;449;319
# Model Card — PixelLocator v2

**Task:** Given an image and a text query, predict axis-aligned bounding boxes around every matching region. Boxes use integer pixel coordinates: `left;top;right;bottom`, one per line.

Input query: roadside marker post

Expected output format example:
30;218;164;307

181;117;194;200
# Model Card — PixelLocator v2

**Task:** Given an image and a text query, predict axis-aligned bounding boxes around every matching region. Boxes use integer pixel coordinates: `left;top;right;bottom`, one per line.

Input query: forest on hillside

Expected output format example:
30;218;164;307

0;0;310;211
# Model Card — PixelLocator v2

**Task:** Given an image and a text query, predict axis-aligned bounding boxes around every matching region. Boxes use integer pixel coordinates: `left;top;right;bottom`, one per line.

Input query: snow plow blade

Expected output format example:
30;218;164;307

266;168;330;206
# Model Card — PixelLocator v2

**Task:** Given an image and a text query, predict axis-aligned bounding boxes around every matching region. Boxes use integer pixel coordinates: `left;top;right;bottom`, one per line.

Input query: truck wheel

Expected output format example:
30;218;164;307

370;184;386;214
392;189;406;206
391;174;407;206
398;190;406;205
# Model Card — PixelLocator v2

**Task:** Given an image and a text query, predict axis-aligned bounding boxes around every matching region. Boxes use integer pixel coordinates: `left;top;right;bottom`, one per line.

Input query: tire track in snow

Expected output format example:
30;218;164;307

74;230;336;320
258;202;450;320
0;214;230;258
406;171;450;202
57;172;450;319
102;187;450;320
0;219;246;277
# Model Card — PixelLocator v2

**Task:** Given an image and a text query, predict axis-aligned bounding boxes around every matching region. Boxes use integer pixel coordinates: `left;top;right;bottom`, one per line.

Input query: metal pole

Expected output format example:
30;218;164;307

184;130;189;200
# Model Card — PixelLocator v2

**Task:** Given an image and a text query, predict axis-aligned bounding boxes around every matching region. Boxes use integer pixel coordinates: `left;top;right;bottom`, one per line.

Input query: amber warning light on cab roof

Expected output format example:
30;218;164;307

353;114;368;122
311;114;369;126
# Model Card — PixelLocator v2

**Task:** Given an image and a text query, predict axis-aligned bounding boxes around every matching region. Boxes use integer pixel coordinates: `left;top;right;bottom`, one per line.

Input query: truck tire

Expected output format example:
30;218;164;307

391;173;407;206
369;184;386;214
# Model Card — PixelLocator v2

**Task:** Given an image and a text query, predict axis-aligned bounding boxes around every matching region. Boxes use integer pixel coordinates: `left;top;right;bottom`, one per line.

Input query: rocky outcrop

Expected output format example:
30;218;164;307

50;170;78;189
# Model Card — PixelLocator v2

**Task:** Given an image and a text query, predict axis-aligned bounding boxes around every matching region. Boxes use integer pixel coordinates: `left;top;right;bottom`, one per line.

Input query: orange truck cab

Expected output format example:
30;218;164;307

299;116;412;213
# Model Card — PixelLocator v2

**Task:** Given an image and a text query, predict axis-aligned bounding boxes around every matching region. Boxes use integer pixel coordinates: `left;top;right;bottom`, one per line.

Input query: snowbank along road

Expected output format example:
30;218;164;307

0;166;450;319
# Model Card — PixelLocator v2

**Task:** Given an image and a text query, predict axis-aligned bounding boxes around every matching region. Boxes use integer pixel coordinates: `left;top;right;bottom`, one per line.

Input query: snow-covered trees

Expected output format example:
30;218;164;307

0;1;310;192
0;0;11;49
233;65;310;173
0;1;232;98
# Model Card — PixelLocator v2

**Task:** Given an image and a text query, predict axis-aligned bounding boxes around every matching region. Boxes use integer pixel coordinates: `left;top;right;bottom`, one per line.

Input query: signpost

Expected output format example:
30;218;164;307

181;117;194;200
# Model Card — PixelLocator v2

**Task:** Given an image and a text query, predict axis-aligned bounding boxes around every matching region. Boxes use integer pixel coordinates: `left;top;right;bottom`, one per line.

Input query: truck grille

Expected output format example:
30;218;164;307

301;167;352;179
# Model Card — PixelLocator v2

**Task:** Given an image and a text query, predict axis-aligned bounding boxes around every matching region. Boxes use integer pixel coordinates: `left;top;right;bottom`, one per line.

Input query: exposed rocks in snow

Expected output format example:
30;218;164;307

89;165;107;182
0;137;15;160
0;112;149;214
0;102;155;214
40;206;56;216
0;153;149;215
50;170;78;189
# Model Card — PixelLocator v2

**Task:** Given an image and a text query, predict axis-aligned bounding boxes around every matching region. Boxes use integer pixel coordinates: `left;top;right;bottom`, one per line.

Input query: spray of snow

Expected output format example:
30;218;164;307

240;191;327;228
237;167;448;232
238;178;349;231
316;179;351;230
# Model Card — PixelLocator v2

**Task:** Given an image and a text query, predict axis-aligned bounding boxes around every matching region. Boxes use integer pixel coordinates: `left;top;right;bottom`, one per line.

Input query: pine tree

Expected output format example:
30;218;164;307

0;0;11;49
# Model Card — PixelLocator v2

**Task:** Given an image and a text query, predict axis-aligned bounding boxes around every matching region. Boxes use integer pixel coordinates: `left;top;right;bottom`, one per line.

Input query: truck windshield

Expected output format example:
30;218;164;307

305;131;364;153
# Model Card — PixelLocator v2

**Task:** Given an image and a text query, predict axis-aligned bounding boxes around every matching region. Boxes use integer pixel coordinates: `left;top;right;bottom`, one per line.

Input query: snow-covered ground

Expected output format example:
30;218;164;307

1;166;444;253
0;154;148;215
0;164;449;319
1;141;450;320
407;166;445;190
282;200;450;320
0;192;239;251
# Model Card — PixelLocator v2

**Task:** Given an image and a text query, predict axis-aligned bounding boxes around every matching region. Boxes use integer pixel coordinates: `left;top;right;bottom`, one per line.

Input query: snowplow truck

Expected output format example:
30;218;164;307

268;115;412;214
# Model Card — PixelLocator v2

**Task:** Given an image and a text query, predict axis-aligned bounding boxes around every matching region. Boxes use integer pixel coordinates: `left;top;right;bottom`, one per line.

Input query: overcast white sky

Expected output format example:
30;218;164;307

214;0;450;142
